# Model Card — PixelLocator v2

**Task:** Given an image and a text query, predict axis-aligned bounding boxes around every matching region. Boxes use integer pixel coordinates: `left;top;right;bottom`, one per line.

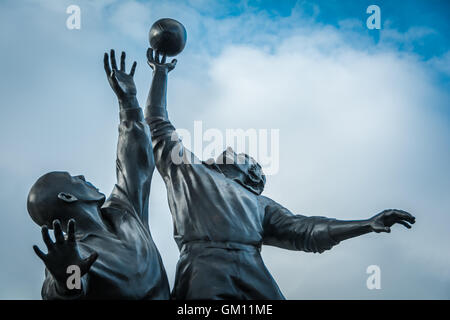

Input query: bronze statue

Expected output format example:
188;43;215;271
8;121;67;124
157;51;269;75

28;19;416;300
28;50;170;299
144;46;416;299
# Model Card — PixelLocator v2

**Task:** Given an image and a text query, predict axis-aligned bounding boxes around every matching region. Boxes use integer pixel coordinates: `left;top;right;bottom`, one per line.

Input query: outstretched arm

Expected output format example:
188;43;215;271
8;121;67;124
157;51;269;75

262;197;415;253
327;209;415;242
145;49;176;120
103;50;155;226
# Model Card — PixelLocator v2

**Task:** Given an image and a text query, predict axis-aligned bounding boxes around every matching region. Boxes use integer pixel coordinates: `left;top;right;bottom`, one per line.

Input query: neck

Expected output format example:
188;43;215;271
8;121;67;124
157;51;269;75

69;202;105;235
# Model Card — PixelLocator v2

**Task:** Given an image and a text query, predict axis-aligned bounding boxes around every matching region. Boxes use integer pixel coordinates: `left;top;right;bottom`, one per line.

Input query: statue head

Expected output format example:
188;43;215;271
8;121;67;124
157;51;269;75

27;171;105;227
212;147;266;195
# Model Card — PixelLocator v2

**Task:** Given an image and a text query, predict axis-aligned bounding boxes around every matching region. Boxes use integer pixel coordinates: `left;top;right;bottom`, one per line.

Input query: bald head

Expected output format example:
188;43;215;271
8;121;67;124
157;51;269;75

27;171;105;227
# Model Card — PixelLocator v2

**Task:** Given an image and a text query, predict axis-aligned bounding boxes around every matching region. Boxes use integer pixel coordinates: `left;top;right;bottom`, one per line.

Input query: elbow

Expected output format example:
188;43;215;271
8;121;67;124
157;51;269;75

302;224;340;254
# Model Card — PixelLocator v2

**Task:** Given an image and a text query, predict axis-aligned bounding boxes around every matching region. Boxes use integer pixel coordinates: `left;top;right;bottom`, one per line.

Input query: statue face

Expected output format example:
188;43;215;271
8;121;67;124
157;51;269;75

65;173;106;202
40;171;105;203
215;148;266;195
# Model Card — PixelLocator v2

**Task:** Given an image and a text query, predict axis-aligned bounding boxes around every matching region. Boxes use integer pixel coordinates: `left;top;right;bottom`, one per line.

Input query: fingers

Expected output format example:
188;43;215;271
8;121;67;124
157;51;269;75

103;53;111;77
395;210;416;224
33;245;46;262
147;47;175;70
129;61;137;77
41;225;54;250
396;220;412;229
82;251;99;271
110;69;120;90
147;48;154;62
147;48;155;69
120;51;125;71
53;220;64;244
67;219;76;242
110;49;117;70
387;209;415;224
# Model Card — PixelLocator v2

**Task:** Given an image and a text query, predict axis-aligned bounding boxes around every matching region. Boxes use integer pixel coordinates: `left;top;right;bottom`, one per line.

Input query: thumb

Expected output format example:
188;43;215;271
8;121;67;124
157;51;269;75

168;59;177;72
81;251;98;273
33;245;46;262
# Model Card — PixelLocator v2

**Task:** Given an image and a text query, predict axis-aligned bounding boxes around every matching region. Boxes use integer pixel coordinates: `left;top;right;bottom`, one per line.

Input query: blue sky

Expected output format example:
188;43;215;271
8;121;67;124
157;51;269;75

0;0;449;299
174;0;450;58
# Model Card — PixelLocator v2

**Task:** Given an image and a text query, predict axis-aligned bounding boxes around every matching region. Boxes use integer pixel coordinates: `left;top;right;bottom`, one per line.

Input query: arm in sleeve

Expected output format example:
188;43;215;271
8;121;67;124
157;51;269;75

144;68;199;177
261;197;340;253
107;107;155;226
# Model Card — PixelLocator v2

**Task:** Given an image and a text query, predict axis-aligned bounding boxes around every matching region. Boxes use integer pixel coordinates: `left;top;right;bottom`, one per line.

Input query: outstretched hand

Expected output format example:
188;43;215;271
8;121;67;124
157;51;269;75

147;48;177;73
369;209;416;233
104;49;137;101
33;219;98;284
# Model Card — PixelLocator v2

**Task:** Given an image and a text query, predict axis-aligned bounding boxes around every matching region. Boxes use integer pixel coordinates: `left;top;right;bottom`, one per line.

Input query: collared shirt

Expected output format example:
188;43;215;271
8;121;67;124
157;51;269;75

147;116;339;254
42;108;170;300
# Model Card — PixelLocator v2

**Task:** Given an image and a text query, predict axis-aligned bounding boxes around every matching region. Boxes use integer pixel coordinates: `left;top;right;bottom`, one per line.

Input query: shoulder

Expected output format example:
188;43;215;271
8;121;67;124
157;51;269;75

101;192;139;226
258;194;279;207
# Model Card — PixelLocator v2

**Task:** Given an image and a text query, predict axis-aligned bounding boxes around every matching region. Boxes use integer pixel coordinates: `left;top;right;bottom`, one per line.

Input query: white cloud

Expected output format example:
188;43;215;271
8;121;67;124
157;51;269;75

428;51;450;77
166;9;450;299
0;0;449;299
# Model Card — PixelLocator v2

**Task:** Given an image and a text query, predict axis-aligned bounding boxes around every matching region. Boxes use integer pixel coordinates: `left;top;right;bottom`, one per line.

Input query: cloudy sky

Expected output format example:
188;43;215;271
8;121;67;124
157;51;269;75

0;0;449;299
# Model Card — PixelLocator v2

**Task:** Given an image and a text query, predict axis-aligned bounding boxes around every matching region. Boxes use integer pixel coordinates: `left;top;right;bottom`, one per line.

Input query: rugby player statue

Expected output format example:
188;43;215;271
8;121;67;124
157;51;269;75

144;19;416;300
28;50;170;300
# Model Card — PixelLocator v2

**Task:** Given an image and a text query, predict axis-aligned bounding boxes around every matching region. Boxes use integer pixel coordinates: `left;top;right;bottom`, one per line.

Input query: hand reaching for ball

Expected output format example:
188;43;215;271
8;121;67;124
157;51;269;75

147;48;177;73
104;49;137;100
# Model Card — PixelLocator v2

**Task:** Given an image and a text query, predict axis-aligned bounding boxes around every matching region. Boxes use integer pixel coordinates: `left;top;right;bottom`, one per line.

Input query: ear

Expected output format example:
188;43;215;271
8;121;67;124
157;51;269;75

57;192;78;203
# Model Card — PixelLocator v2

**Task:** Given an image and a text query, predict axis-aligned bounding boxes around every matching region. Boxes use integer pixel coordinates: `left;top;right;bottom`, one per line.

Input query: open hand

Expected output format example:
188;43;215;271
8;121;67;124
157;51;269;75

33;219;98;284
147;48;177;73
104;49;137;100
369;209;416;233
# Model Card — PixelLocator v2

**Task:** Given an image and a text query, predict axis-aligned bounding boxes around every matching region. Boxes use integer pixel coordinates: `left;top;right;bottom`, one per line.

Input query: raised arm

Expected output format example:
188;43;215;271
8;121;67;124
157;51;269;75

103;50;154;226
145;48;176;121
262;197;415;253
144;49;197;175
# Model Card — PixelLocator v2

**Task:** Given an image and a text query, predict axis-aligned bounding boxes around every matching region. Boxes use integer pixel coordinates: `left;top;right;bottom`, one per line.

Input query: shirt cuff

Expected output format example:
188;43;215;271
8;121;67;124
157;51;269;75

144;105;169;121
120;108;143;122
